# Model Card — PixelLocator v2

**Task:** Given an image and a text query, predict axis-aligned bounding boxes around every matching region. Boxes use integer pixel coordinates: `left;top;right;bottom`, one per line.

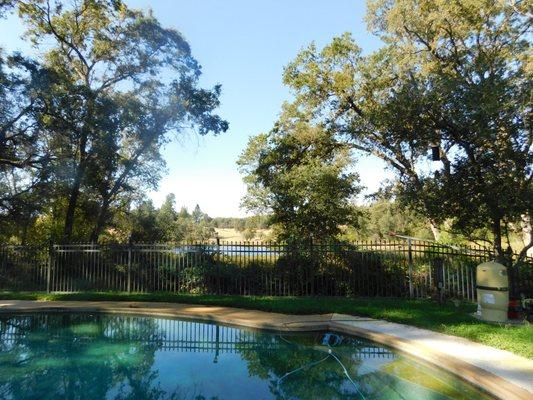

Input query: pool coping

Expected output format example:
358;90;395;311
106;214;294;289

0;300;531;400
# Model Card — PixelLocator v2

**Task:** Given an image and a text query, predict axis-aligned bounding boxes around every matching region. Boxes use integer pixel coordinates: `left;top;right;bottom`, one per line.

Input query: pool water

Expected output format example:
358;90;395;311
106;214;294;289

0;313;492;400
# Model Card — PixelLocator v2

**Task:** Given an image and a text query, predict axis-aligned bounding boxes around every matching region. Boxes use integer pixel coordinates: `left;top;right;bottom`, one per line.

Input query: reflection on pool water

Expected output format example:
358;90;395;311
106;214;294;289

0;313;492;400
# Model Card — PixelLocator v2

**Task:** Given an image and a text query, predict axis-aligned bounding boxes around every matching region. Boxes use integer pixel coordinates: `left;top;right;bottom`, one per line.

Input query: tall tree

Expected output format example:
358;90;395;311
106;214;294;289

282;33;444;239
155;193;177;241
13;0;227;241
276;1;531;269
368;0;532;262
238;112;361;242
192;204;204;224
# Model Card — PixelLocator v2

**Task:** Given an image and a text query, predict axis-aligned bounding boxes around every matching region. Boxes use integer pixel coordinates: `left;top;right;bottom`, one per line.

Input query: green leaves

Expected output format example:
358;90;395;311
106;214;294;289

238;115;361;242
1;0;227;242
259;0;532;262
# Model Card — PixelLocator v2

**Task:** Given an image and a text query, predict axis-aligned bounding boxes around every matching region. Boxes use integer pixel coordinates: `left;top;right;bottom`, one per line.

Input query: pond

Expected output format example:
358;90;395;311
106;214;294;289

172;244;280;257
0;313;493;400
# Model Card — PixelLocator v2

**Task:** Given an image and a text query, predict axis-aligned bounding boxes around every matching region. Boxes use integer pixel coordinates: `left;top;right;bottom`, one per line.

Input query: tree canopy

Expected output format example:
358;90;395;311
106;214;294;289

0;0;228;243
238;109;361;242
240;0;532;264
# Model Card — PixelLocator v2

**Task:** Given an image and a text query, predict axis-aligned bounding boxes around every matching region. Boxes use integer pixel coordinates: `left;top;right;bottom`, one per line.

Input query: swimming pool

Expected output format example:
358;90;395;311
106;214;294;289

0;313;493;399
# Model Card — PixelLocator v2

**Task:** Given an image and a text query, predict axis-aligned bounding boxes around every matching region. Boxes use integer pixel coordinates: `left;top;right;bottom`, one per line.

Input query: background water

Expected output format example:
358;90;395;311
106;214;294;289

0;313;492;400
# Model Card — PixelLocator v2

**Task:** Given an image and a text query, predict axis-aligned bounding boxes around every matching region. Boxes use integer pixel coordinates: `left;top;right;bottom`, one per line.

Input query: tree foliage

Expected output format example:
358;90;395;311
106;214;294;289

342;199;434;241
0;52;56;242
238;111;361;242
109;196;217;243
0;0;227;243
367;0;532;263
258;0;531;264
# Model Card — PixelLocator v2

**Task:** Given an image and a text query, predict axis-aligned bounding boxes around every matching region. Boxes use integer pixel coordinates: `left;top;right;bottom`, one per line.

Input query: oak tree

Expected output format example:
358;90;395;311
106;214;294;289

13;0;228;241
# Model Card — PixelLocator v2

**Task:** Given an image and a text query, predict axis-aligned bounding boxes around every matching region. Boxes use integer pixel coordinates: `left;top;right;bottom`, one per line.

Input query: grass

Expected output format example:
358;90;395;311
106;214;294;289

1;291;531;359
214;227;271;241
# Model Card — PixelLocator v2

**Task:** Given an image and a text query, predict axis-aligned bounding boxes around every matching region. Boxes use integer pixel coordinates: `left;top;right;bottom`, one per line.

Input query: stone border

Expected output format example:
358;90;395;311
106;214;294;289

1;300;531;400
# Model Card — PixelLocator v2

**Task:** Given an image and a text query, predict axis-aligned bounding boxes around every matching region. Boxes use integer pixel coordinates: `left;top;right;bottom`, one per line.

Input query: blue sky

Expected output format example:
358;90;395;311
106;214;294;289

0;0;392;217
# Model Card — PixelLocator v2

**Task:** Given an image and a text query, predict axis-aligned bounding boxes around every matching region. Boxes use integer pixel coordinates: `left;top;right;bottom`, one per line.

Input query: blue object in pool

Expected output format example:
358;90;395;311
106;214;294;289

0;313;492;399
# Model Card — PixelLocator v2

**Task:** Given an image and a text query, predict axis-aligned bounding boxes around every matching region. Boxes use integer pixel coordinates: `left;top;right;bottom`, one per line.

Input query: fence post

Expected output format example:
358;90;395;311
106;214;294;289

216;235;221;294
309;236;315;296
46;240;53;293
408;238;414;298
127;236;132;293
432;257;444;304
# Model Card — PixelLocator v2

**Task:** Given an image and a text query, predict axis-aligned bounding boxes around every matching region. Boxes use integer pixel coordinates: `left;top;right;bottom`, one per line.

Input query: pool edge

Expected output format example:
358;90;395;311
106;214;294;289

0;300;531;400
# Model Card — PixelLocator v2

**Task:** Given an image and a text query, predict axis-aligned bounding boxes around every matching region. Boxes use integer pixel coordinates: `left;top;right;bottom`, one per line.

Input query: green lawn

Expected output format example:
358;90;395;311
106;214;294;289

1;291;531;359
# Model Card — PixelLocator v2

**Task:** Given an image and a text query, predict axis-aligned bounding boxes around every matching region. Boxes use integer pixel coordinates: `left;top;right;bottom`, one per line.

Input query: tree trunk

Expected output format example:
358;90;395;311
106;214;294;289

63;163;85;241
63;93;93;242
492;217;504;261
90;198;110;242
21;219;29;245
89;135;158;242
492;217;516;298
521;214;533;258
428;219;441;241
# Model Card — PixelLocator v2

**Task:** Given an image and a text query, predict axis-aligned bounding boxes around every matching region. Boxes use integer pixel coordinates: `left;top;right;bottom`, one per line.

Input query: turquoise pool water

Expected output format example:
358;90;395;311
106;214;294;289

0;313;492;400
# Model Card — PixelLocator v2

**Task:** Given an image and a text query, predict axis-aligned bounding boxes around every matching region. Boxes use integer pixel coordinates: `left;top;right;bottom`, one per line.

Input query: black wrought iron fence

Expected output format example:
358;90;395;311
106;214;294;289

0;241;531;299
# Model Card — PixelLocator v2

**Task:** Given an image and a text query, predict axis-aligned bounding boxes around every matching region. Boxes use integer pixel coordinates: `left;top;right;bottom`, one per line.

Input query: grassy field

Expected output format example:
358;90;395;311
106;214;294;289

0;291;531;359
215;228;271;241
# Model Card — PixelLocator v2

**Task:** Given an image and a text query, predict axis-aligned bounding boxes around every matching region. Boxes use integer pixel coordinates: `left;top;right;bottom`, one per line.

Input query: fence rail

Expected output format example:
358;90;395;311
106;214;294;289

0;241;531;299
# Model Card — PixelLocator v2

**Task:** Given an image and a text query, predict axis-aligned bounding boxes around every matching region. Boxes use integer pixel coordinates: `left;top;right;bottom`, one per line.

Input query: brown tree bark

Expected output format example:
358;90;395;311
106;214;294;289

521;214;533;258
428;219;441;241
62;93;93;242
491;216;519;299
90;198;110;242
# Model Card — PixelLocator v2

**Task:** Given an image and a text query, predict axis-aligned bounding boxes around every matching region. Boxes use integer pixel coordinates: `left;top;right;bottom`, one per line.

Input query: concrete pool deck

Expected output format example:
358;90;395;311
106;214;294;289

0;300;531;400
